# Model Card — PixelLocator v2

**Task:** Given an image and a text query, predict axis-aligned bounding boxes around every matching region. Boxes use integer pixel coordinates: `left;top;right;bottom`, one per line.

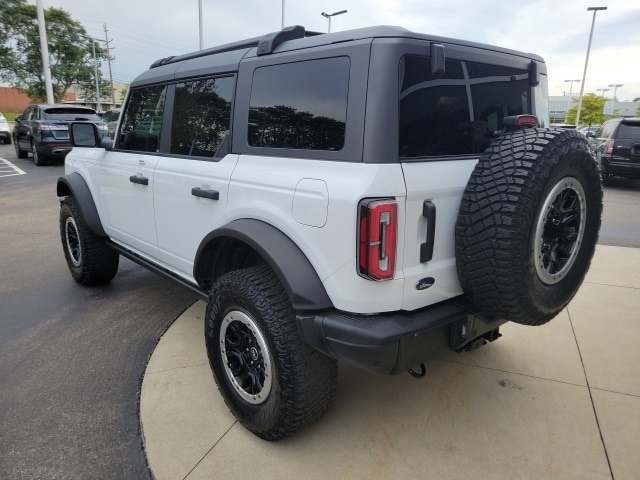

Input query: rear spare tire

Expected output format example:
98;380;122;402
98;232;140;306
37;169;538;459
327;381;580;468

455;128;602;325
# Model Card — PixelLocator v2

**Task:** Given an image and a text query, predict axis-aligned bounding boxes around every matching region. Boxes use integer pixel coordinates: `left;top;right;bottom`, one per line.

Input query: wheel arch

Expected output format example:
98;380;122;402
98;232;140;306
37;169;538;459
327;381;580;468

194;219;333;311
56;173;107;237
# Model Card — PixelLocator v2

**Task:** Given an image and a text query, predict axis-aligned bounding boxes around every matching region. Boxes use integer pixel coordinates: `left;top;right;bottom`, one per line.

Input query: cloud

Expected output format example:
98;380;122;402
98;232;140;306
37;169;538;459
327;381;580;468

30;0;640;100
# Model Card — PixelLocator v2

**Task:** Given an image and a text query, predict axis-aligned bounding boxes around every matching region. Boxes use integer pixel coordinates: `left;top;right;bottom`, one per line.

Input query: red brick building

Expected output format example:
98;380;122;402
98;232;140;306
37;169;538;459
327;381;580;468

0;86;76;113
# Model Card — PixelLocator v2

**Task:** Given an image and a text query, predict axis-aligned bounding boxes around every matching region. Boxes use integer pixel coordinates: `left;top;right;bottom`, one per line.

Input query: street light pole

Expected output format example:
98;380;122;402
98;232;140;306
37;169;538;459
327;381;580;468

564;79;580;120
282;0;285;29
321;10;347;33
36;0;55;104
198;0;203;49
608;83;623;116
575;6;607;126
608;83;623;101
596;88;610;97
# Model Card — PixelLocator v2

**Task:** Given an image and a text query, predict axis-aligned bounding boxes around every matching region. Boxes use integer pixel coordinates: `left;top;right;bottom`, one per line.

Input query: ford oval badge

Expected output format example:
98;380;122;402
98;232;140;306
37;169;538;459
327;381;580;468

415;277;435;290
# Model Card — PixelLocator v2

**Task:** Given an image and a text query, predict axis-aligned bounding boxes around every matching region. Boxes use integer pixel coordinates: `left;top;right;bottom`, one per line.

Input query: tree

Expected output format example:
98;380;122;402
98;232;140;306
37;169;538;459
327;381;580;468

565;93;607;126
0;0;110;103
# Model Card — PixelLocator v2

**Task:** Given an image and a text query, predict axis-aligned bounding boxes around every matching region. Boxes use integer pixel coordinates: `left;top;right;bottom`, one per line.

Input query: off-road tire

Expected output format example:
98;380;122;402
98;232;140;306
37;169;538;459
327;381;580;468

32;141;49;166
59;196;119;285
455;128;602;325
14;139;27;158
205;265;338;441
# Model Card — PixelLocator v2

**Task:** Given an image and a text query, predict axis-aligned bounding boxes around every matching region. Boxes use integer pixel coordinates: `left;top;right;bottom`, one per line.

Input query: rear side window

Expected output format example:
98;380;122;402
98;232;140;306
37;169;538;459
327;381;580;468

596;121;618;139
399;55;531;158
248;57;349;151
170;76;234;158
119;85;167;152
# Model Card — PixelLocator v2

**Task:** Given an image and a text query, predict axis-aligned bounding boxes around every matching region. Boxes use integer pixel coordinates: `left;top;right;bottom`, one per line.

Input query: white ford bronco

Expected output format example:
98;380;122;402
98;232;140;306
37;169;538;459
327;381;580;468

58;26;602;440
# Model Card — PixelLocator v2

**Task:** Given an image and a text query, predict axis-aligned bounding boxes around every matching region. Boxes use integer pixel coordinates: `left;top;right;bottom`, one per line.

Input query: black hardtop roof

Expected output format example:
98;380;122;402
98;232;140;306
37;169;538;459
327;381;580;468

133;25;544;87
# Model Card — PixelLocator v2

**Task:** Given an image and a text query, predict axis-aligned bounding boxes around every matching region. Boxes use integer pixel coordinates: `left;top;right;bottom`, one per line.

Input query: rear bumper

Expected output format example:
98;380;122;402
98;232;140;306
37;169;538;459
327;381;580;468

37;140;72;157
601;156;640;179
297;297;506;375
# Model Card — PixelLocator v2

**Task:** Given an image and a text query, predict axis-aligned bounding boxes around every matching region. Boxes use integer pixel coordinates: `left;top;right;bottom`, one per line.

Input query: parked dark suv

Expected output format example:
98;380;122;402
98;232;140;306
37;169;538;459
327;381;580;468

590;118;640;180
13;104;108;165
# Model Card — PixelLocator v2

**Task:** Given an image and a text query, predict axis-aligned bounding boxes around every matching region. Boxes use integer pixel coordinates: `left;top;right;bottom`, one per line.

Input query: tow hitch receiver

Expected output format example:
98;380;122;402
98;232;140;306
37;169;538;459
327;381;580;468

460;328;502;352
451;314;504;353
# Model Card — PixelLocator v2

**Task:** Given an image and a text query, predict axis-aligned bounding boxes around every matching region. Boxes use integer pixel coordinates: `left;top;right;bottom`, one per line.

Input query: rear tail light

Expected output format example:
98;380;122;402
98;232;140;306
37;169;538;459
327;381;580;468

358;199;398;280
604;138;614;155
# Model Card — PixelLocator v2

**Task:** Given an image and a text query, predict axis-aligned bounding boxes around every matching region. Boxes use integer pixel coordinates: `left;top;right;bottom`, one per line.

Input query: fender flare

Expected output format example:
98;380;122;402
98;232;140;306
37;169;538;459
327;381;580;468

56;173;106;237
195;219;333;311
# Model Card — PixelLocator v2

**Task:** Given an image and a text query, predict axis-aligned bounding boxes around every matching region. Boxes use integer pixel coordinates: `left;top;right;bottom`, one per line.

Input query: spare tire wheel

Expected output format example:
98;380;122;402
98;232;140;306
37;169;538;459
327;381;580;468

455;128;602;325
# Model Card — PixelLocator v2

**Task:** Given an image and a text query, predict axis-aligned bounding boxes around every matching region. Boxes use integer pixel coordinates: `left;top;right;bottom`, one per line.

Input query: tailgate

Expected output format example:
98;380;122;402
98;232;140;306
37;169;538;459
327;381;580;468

48;122;70;140
400;159;478;310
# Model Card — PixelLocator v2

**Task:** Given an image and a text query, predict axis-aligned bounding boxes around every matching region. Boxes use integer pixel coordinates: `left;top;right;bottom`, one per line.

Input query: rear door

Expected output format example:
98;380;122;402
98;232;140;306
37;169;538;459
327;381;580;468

14;106;36;150
153;76;238;278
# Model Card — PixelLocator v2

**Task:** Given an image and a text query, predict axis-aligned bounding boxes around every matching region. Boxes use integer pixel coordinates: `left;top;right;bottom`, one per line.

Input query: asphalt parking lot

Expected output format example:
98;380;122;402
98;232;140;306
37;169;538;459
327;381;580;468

1;141;639;479
141;245;639;480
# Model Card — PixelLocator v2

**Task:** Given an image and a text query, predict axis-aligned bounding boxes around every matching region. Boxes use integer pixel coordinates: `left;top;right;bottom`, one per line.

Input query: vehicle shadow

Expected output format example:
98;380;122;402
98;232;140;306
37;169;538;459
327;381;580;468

603;176;640;191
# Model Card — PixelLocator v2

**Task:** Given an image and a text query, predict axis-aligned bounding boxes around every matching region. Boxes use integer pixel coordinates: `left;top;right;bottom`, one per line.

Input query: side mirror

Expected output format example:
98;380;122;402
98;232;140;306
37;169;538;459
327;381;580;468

15;115;23;124
69;122;100;147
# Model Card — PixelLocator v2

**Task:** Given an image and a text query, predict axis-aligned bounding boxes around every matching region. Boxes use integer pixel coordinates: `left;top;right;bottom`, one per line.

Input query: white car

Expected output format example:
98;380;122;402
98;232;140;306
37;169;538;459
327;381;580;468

57;25;602;440
0;112;11;144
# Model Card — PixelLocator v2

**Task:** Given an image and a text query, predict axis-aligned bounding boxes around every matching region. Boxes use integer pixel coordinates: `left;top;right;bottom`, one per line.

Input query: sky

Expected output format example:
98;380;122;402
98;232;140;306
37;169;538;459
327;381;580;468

33;0;640;102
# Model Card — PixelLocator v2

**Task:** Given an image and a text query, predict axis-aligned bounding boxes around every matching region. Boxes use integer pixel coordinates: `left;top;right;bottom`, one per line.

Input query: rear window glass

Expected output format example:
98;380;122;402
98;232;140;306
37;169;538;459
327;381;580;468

399;55;531;158
617;123;640;140
248;57;349;151
170;76;233;158
44;109;100;121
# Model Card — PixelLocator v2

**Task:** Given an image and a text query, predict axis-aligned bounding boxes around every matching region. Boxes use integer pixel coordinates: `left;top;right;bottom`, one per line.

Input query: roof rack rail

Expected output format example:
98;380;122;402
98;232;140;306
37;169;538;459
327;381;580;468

257;25;305;56
150;25;323;68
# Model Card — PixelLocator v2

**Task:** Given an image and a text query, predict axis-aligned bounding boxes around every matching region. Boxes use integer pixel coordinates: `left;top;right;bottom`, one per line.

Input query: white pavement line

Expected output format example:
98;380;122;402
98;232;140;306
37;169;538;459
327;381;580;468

0;156;27;177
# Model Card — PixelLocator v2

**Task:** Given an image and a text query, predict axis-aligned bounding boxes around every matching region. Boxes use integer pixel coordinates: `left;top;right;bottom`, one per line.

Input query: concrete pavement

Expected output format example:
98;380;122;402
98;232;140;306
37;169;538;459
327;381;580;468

140;244;640;480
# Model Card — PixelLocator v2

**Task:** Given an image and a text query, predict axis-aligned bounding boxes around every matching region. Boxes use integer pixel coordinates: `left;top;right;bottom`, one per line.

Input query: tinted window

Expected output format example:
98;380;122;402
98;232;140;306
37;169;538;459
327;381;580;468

170;76;233;158
119;85;166;152
597;120;618;139
43;108;100;121
399;55;531;158
101;110;120;122
617;123;640;141
248;57;349;151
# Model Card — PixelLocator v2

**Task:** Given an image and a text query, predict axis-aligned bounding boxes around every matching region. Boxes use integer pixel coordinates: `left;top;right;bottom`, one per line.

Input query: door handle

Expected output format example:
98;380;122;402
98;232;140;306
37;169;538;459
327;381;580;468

191;187;219;200
129;175;149;185
420;200;436;263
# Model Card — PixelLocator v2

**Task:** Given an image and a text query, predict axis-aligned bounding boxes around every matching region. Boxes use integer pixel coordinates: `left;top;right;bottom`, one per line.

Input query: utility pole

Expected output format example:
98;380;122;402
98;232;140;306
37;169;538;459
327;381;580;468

103;23;116;107
89;37;101;112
